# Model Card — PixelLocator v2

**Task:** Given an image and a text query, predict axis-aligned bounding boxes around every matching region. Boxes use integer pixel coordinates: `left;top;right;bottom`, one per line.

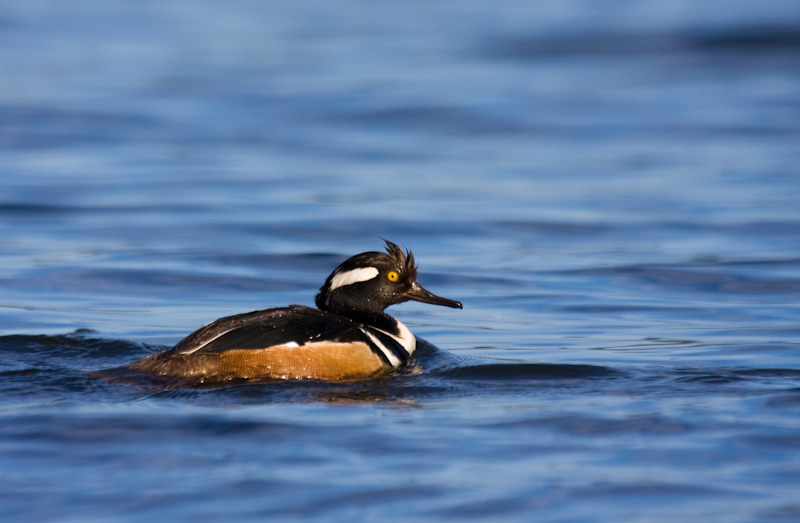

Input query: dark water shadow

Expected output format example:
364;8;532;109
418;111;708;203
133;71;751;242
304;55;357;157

1;333;625;400
3;333;799;406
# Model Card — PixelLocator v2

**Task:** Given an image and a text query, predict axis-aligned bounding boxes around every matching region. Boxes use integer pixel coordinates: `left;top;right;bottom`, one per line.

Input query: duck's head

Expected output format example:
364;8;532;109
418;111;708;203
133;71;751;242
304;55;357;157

315;240;462;319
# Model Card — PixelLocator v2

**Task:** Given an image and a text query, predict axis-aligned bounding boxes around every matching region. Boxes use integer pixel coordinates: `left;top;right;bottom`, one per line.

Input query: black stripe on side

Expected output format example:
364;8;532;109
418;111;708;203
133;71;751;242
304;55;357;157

363;326;410;364
362;334;392;366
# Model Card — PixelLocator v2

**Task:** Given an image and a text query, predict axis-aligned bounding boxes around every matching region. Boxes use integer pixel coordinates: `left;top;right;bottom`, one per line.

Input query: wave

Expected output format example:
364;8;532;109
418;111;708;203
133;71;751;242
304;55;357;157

2;333;798;402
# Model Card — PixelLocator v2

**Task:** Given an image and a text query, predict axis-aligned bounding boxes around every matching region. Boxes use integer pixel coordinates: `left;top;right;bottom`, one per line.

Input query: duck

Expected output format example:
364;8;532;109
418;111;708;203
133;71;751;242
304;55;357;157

123;241;462;383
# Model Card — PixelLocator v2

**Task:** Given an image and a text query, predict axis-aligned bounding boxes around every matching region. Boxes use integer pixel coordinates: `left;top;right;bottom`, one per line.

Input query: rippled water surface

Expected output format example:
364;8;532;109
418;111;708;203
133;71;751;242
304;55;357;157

2;1;800;520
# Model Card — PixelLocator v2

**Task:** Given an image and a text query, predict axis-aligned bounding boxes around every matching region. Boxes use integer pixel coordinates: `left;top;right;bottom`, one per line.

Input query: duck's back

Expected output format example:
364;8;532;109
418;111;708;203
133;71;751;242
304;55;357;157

126;305;390;382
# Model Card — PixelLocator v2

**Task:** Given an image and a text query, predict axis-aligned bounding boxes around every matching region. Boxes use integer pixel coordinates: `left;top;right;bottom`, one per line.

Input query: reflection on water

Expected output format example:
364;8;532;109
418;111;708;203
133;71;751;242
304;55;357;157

1;0;800;520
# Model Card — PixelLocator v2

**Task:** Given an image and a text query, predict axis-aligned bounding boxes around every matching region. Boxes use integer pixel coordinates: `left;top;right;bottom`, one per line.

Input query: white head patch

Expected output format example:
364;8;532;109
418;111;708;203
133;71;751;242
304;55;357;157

328;267;379;291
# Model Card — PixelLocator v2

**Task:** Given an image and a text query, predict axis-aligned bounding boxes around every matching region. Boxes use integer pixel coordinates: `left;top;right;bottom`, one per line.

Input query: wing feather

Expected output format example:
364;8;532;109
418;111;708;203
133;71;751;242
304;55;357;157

170;305;364;355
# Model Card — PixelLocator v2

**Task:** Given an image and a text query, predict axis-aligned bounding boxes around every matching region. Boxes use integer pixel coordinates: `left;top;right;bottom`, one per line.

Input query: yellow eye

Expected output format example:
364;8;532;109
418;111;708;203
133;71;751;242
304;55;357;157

387;270;399;282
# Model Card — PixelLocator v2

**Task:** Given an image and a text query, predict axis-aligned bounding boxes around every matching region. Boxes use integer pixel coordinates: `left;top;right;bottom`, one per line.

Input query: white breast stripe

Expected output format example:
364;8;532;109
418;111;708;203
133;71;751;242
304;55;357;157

363;330;402;367
399;322;416;355
328;267;379;291
375;320;416;356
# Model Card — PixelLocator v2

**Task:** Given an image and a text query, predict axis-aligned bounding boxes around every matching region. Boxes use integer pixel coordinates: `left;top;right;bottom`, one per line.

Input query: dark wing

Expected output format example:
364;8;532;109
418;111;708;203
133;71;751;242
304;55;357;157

168;305;365;355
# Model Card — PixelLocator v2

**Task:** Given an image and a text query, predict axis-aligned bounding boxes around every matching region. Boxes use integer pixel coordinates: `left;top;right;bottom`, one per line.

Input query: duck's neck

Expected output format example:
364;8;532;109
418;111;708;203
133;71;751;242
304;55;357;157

326;303;400;336
323;300;417;358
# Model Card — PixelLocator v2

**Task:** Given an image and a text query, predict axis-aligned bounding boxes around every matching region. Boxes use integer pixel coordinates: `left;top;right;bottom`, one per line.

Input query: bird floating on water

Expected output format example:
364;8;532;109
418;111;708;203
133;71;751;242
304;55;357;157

124;241;462;382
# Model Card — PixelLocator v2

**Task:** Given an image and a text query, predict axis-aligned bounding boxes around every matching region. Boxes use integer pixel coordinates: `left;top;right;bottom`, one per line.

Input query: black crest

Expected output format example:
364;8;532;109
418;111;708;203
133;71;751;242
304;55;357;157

314;240;417;310
382;240;418;280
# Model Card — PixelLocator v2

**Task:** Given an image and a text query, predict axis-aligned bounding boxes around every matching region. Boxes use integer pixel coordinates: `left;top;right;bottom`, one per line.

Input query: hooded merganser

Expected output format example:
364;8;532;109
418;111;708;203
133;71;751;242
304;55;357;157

124;241;462;382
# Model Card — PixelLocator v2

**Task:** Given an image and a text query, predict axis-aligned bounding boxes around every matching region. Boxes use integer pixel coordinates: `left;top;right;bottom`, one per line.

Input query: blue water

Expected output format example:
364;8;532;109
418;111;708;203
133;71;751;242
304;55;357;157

2;0;800;520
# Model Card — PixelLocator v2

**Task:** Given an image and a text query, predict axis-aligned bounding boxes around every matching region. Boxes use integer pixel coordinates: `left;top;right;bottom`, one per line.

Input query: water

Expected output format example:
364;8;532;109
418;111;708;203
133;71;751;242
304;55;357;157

2;0;800;520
